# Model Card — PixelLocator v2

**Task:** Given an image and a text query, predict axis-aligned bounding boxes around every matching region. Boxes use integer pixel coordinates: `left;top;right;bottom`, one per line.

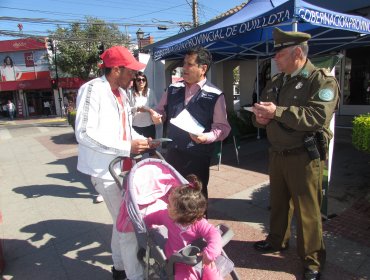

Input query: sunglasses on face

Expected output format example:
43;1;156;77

136;78;146;82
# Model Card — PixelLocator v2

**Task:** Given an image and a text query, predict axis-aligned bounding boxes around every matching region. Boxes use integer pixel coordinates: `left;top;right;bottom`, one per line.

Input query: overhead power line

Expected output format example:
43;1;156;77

0;3;190;22
0;16;183;29
0;1;202;41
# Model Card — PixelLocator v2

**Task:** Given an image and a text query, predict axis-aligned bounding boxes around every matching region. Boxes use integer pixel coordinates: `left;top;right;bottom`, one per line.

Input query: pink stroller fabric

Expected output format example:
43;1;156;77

114;157;234;280
116;158;188;233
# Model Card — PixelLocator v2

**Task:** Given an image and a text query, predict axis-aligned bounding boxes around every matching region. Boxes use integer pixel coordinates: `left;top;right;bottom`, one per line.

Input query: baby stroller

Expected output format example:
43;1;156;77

109;152;240;280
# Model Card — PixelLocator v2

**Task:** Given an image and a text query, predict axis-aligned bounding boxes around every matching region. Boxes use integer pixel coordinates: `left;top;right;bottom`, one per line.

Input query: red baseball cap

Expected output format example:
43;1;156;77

100;46;146;70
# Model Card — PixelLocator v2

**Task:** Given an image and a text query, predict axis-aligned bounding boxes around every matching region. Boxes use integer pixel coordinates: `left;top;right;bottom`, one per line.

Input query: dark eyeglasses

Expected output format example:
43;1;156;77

136;78;146;82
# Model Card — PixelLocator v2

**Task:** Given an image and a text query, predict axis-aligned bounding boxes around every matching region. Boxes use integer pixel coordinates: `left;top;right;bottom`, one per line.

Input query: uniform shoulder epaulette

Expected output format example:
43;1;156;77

271;72;283;81
318;68;334;77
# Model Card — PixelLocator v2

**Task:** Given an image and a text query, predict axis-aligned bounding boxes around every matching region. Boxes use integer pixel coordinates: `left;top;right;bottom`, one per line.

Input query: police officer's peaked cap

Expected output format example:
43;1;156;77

273;28;311;51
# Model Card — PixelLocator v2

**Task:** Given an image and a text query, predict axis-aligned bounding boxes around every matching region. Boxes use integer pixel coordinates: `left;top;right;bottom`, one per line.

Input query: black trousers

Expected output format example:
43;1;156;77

164;148;211;200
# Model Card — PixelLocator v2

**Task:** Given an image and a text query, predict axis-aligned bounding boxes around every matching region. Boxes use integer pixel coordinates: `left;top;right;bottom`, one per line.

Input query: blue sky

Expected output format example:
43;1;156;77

0;0;245;44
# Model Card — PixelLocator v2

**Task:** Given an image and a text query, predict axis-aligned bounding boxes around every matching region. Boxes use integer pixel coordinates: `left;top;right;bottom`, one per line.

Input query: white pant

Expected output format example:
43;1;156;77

91;177;144;280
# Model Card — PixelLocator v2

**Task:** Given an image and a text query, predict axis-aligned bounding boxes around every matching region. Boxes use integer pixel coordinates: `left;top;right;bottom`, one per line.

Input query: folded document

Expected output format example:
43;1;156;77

170;109;205;136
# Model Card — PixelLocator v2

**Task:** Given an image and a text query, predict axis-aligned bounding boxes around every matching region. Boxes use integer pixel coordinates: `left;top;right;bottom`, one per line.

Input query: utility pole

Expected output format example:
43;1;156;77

192;0;199;27
47;39;63;117
53;43;63;118
136;28;144;52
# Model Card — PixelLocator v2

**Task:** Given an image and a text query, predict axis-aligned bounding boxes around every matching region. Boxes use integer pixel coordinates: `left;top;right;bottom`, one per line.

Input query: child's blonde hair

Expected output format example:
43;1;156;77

169;174;207;225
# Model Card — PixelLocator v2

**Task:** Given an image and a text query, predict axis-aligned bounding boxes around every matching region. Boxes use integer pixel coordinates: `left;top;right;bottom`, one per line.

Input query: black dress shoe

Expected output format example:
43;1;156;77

253;240;289;252
304;268;321;280
112;266;127;280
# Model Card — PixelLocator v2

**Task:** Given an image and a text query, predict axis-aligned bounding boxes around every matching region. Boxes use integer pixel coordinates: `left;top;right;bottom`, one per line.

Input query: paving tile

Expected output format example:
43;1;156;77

2;243;68;280
324;199;370;248
53;228;112;280
1;117;369;280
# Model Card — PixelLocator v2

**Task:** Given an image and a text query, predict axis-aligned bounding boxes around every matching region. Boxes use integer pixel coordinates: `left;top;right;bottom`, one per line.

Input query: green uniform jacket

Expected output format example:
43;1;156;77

253;59;339;152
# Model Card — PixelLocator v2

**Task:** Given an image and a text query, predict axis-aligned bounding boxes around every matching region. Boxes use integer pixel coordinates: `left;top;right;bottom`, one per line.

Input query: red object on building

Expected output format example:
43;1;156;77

24;52;35;67
0;38;51;83
0;79;51;91
139;36;154;49
0;38;45;52
0;37;86;117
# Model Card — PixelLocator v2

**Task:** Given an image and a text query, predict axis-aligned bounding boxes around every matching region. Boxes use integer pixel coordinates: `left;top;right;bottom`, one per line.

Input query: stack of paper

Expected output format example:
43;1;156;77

170;109;205;136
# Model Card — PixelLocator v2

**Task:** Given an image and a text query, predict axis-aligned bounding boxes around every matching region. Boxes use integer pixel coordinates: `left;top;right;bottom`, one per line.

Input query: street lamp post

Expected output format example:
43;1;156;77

136;28;144;52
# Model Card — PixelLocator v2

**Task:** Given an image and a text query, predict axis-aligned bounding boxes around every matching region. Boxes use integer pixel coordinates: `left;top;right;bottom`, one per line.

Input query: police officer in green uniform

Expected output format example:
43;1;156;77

252;28;339;280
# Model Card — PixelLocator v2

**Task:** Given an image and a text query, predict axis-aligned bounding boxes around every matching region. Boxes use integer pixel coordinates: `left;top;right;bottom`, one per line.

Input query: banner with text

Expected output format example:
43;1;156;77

153;2;293;60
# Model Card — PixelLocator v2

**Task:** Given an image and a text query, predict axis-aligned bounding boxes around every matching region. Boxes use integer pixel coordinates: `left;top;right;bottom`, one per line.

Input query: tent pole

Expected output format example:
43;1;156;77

256;56;260;139
292;19;298;32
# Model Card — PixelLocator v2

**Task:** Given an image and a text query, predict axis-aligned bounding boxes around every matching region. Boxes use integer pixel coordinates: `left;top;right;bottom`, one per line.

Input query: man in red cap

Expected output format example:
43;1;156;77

75;46;153;280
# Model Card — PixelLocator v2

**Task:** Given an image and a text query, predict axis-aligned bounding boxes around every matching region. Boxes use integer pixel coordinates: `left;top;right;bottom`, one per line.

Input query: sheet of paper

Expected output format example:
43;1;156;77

243;106;254;112
170;109;205;136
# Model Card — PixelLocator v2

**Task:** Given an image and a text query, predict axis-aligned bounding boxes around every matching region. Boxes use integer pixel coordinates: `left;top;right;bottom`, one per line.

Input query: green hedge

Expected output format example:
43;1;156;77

68;110;76;131
352;114;370;153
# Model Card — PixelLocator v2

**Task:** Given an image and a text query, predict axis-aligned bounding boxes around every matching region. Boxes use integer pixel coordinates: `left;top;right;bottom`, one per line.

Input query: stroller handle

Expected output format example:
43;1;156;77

108;156;127;189
108;150;166;189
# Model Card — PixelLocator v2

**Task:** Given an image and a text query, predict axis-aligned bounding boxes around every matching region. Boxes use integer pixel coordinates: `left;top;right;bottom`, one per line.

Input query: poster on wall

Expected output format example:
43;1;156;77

0;50;50;82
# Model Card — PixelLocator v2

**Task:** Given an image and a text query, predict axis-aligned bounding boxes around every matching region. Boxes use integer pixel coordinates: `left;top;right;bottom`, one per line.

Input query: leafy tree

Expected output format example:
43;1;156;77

49;17;130;80
233;66;240;84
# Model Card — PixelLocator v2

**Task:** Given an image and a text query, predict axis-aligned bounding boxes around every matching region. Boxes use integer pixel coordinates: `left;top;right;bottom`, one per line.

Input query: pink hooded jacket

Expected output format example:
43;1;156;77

145;209;223;280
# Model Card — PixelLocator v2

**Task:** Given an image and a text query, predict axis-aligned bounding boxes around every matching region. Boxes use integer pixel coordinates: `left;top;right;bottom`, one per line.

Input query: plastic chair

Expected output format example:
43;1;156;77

214;141;222;171
214;124;240;170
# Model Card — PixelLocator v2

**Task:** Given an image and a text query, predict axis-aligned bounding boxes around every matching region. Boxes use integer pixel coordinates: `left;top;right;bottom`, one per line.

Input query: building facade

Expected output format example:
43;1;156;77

0;38;83;118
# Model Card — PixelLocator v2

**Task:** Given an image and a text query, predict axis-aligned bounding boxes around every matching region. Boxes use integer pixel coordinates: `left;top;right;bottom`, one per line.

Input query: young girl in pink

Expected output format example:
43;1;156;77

144;174;223;280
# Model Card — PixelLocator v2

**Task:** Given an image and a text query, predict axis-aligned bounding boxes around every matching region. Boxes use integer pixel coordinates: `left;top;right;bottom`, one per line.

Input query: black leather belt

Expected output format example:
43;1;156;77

273;147;306;156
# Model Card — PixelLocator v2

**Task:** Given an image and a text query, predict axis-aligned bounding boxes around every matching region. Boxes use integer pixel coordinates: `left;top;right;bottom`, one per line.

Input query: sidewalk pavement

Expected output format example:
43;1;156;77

0;116;67;126
0;116;369;280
